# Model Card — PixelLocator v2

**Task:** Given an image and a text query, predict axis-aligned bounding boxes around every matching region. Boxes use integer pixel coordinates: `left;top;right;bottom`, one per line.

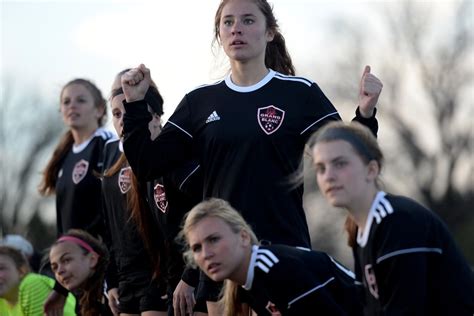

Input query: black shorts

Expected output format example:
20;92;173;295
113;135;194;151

195;270;223;302
118;277;168;313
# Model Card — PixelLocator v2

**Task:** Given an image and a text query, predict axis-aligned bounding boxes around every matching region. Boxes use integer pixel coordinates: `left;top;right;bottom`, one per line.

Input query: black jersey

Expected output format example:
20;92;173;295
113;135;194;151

239;244;362;315
55;128;114;237
145;161;202;289
124;70;378;248
354;191;474;315
101;139;158;288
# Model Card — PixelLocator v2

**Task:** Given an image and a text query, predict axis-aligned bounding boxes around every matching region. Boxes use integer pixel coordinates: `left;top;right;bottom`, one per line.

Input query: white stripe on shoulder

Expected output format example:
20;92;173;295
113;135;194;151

187;80;224;93
274;73;313;87
376;247;443;264
300;111;339;135
104;138;119;147
357;191;386;247
166;121;193;138
287;277;335;309
254;248;279;274
329;256;355;279
178;165;200;191
94;127;116;140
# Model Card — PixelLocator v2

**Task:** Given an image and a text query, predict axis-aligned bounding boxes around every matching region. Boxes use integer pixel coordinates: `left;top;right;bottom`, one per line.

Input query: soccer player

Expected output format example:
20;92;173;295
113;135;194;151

310;121;474;315
39;78;115;314
120;0;382;313
105;70;206;316
179;198;362;315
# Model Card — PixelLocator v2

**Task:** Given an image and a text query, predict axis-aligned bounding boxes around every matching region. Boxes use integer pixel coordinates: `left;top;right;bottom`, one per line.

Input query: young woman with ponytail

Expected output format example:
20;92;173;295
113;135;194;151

49;229;111;316
39;78;114;314
119;0;382;314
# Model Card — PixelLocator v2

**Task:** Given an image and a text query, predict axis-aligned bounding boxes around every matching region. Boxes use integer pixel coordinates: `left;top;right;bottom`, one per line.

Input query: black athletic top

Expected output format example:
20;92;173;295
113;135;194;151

239;244;362;315
101;139;159;289
123;69;378;248
55;128;114;237
145;161;202;289
354;191;474;315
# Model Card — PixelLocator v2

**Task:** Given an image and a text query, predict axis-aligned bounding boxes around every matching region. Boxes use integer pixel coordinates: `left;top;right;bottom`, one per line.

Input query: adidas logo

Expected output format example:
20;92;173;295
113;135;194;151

206;111;221;123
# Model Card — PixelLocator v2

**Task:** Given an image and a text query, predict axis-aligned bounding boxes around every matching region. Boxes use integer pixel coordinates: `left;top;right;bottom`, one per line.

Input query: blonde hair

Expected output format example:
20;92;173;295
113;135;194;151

178;198;258;316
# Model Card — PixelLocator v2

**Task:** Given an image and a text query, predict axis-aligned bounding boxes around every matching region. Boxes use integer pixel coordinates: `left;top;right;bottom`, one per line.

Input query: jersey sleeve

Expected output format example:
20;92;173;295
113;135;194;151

351;107;378;137
372;215;431;315
299;83;341;140
123;97;194;181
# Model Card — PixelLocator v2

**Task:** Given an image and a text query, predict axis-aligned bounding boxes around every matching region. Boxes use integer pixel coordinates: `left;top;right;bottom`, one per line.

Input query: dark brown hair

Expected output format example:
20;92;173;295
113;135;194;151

38;79;107;196
213;0;295;75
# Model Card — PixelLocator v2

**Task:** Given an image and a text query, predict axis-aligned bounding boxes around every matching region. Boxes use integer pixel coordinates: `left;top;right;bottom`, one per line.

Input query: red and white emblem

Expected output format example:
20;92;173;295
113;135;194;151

257;105;285;135
154;183;168;213
265;301;282;315
118;167;132;194
364;264;379;299
72;159;89;184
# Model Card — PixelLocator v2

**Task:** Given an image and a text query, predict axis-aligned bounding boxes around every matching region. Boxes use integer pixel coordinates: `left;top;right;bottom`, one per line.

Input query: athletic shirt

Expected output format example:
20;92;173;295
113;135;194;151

0;273;76;316
354;191;474;315
238;244;362;315
145;160;202;289
123;69;378;248
101;139;158;288
55;128;115;237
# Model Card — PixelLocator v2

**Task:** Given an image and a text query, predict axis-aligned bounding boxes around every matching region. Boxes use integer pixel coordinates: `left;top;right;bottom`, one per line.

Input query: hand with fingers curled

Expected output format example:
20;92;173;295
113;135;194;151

358;65;383;118
107;288;120;316
173;279;196;316
121;64;152;103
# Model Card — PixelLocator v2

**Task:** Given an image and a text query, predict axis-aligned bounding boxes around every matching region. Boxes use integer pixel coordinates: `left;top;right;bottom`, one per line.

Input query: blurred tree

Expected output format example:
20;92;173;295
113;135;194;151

0;78;63;251
308;0;473;263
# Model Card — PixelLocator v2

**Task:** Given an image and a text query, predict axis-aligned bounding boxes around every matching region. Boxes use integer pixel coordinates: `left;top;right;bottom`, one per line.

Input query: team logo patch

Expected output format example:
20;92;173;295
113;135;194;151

257;105;285;135
118;167;132;194
154;183;168;213
364;264;379;299
265;301;282;315
72;159;89;184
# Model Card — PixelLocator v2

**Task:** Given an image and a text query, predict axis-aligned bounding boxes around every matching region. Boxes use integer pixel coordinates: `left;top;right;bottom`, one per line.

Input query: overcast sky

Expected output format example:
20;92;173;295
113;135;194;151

2;0;389;121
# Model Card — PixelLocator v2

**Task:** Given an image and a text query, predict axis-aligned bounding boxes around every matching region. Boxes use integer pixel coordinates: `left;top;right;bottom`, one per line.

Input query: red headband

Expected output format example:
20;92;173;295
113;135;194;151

57;236;99;257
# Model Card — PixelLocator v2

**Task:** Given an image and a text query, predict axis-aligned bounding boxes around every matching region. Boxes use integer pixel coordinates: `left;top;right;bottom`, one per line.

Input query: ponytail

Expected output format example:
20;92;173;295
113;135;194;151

38;131;74;195
265;32;295;75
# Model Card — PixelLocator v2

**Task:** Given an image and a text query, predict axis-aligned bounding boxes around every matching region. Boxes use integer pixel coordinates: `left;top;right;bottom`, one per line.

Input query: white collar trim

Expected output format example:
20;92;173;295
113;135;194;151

225;69;275;93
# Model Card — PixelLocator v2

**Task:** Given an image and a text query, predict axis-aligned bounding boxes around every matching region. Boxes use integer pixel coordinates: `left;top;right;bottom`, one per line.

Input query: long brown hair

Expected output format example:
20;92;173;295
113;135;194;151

38;79;107;196
179;198;258;316
52;229;109;316
307;122;384;248
213;0;295;75
104;70;165;278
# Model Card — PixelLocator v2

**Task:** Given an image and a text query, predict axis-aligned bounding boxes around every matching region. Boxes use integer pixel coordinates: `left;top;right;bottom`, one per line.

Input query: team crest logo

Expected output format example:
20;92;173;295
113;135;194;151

265;301;282;315
118;167;132;194
154;183;168;213
257;105;285;135
72;159;89;184
364;264;379;299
